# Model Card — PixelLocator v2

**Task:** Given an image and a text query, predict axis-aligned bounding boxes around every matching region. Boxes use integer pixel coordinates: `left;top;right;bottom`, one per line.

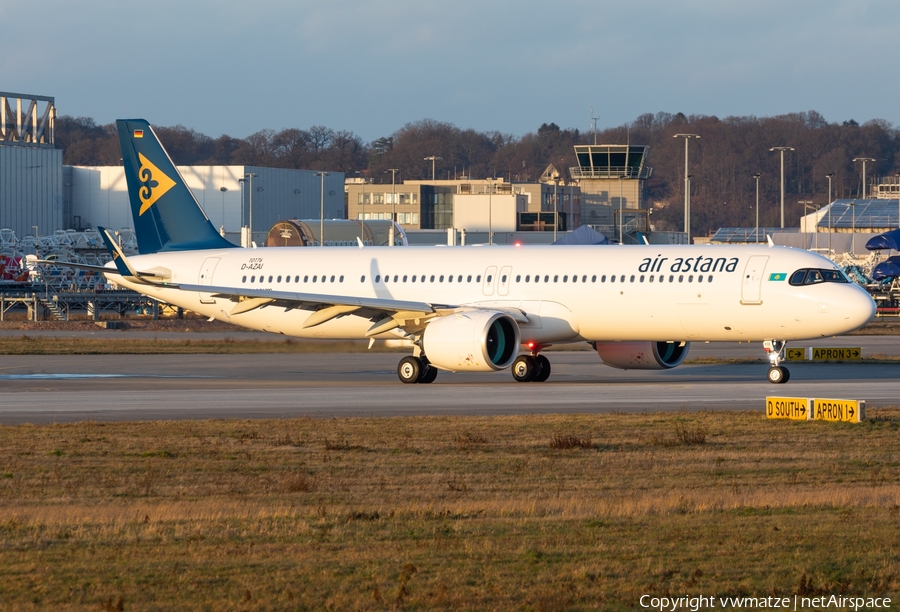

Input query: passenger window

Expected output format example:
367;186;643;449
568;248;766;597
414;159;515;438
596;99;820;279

592;275;597;282
544;275;549;282
630;275;635;282
669;275;674;282
403;275;408;282
285;276;290;283
649;275;654;282
487;275;492;282
330;275;335;282
303;275;309;282
250;275;255;282
411;275;416;283
516;275;521;282
440;275;445;282
242;276;247;283
268;276;273;282
430;275;435;282
448;275;453;283
688;275;694;282
458;275;463;282
535;275;540;283
393;275;398;282
640;275;644;282
339;275;344;282
611;275;616;283
361;275;366;282
477;275;481;282
295;276;299;283
678;275;684;283
375;275;381;282
525;275;530;282
583;275;588;282
277;276;282;282
501;275;507;283
313;275;318;282
563;275;568;282
467;275;472;282
572;275;577;283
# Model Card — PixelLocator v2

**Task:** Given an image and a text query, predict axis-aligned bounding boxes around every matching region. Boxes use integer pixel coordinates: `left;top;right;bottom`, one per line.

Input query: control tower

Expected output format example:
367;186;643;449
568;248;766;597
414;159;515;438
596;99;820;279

569;144;652;243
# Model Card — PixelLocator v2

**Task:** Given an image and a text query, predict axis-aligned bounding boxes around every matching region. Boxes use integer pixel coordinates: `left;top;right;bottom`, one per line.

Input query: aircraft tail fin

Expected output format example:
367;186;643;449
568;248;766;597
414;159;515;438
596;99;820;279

116;119;237;254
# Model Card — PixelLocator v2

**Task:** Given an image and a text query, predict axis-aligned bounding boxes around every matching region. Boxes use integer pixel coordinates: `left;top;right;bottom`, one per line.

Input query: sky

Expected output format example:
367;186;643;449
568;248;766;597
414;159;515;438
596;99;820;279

2;0;899;142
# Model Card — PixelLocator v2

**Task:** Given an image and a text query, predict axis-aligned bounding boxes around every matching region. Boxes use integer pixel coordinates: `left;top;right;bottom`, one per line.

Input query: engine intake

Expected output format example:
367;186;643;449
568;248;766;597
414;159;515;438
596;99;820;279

595;341;690;370
423;311;520;372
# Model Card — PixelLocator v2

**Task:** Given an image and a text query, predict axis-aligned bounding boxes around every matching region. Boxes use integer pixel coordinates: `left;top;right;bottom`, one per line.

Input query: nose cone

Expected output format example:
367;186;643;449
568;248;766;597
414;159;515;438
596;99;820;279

842;284;877;332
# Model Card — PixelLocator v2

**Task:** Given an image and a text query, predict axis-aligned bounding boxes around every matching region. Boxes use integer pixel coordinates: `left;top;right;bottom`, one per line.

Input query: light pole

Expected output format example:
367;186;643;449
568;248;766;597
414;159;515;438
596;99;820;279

852;157;875;199
674;134;700;242
488;180;493;245
553;175;559;242
238;178;246;246
826;173;834;254
387;168;399;247
219;186;227;233
617;176;624;244
424;156;442;181
753;173;761;243
849;201;856;255
800;199;817;250
314;171;329;246
244;172;257;246
769;147;794;228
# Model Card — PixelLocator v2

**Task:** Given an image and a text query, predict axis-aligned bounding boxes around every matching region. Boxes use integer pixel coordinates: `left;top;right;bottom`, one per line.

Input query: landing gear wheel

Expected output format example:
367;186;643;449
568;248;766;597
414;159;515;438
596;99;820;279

767;366;789;385
419;364;438;384
398;356;422;384
512;355;536;382
532;355;551;382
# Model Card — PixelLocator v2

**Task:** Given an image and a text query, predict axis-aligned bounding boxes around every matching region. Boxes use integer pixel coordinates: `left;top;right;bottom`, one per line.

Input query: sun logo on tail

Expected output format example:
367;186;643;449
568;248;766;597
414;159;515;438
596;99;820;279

137;153;176;215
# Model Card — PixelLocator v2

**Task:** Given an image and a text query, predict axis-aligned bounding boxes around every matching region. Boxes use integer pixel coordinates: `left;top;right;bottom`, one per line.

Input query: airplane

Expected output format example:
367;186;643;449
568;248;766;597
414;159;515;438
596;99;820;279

44;119;876;385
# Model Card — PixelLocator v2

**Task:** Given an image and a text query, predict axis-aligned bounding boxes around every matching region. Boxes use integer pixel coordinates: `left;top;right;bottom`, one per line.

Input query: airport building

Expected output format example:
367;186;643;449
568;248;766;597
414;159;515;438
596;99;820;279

65;164;345;246
0;92;63;239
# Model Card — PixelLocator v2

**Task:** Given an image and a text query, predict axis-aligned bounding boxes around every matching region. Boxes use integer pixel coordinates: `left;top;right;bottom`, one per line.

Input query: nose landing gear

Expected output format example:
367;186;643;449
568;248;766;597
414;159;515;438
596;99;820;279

764;340;791;384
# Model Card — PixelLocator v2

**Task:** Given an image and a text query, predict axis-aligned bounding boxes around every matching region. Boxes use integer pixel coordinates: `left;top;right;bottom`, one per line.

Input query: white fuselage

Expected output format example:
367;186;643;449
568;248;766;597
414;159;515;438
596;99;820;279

108;243;875;344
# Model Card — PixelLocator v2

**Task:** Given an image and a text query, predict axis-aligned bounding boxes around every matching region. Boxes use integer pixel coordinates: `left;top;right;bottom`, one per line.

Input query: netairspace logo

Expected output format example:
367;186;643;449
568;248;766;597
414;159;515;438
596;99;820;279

639;594;893;611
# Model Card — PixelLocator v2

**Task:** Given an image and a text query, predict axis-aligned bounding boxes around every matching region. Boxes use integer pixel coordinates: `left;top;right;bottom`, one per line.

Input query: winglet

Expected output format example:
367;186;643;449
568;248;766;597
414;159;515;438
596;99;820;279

98;227;138;277
767;235;775;247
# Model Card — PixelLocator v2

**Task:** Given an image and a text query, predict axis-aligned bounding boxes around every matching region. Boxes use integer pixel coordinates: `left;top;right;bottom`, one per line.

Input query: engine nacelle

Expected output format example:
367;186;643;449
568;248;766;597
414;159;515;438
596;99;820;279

595;341;690;370
423;310;520;372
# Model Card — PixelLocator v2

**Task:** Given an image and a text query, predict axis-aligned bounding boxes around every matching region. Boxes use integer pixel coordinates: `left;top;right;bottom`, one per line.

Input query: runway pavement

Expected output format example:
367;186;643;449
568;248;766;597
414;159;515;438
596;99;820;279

0;335;896;423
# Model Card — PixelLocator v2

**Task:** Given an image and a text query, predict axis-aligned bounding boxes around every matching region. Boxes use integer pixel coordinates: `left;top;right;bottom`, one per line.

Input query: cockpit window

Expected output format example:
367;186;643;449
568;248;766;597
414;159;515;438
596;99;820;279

789;268;850;286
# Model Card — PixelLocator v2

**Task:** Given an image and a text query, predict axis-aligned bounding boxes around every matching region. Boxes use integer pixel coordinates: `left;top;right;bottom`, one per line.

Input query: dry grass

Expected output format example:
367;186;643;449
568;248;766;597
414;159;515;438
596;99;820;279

0;335;402;354
0;410;898;610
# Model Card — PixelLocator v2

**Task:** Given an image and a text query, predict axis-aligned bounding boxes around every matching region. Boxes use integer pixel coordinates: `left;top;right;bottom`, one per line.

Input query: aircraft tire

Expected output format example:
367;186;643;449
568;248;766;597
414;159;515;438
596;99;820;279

398;356;422;384
767;366;788;384
533;355;551;382
512;355;536;382
419;365;438;384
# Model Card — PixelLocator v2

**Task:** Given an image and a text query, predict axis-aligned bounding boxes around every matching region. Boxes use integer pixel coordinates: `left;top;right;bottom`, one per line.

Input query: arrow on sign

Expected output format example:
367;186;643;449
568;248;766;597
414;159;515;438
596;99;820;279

849;407;855;418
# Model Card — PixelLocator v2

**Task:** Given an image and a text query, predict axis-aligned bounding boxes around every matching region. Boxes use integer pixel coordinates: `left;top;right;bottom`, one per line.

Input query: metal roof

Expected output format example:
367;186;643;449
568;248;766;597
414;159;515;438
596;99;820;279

710;227;798;243
821;199;899;229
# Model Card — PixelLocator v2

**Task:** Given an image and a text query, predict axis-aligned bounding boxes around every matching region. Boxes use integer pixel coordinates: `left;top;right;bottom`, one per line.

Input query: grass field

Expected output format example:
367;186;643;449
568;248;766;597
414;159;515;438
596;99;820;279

0;411;898;610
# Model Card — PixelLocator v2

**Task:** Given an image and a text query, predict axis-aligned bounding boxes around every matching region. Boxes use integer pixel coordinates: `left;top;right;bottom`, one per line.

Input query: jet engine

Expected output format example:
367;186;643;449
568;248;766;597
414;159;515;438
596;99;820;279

595;341;690;370
423;310;520;372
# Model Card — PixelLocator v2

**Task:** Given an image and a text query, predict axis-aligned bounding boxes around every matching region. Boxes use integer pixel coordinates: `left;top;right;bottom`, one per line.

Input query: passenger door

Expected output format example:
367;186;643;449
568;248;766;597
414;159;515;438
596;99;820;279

498;265;512;296
198;257;220;304
482;266;498;296
741;255;768;304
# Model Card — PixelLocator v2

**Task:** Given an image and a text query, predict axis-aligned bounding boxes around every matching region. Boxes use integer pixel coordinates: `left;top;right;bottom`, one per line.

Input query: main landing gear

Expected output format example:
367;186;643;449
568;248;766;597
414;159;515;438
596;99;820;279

512;346;551;383
764;340;791;384
397;355;438;384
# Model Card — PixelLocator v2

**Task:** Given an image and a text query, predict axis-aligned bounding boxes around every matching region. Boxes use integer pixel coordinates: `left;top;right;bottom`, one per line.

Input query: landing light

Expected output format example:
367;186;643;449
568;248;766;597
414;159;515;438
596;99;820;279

514;242;522;247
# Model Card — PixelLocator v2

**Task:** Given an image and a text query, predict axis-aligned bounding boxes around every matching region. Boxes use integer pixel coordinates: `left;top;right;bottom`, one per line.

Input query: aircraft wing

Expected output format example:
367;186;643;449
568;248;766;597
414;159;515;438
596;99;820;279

179;283;448;336
31;260;119;275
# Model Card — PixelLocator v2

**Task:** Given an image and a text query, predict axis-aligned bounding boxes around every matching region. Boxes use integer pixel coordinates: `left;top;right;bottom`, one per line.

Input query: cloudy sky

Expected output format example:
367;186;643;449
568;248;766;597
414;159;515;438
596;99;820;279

3;0;898;142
